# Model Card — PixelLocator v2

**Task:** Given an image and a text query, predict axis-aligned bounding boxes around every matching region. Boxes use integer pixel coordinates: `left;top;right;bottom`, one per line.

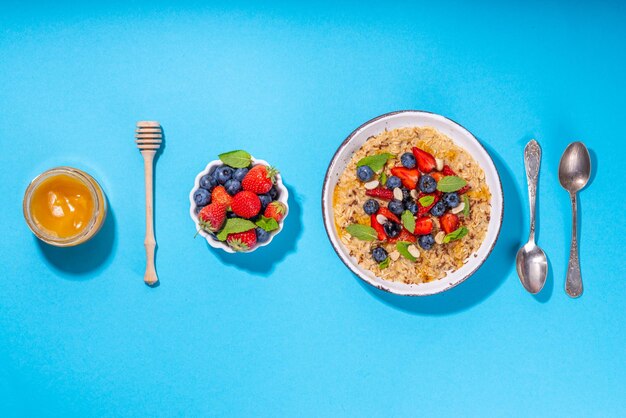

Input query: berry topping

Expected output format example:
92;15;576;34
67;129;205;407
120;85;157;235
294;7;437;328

231;191;261;219
370;214;386;241
365;187;394;200
439;213;460;234
414;217;434;236
224;179;242;196
372;247;388;263
385;175;402;189
383;221;402;238
412;147;437;173
197;203;227;233
255;227;271;244
377;207;400;223
242;165;277;194
390;167;420;190
357;166;375;182
268;186;279;200
264;201;287;222
442;192;460;208
418;234;435;250
389;228;417;244
400;152;416;168
232;167;249;182
211;185;233;208
363;199;380;215
418;175;437;193
199;174;217;191
405;200;418;215
227;230;257;251
258;193;272;209
216;166;233;184
430;200;447;217
388;200;405;216
193;188;211;206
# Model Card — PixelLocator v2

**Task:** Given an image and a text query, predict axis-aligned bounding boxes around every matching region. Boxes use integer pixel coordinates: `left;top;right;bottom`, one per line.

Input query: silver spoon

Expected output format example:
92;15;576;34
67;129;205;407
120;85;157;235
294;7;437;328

558;142;591;298
516;139;548;294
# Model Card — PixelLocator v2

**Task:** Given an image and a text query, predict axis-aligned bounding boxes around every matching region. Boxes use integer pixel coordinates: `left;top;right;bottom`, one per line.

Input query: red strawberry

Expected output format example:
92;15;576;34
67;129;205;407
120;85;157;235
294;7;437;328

231;191;261;219
417;192;441;216
242;165;277;194
377;207;400;223
442;165;470;194
226;230;257;251
264;201;287;222
365;188;393;200
431;171;445;182
440;213;460;234
389;228;417;243
412;147;437;173
390;166;420;189
197;203;227;232
414;217;433;235
211;185;233;208
370;214;386;241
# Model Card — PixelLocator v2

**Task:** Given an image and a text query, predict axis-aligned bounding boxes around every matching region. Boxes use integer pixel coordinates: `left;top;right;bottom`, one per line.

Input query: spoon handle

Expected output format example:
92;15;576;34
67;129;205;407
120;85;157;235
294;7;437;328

524;140;541;241
566;192;583;297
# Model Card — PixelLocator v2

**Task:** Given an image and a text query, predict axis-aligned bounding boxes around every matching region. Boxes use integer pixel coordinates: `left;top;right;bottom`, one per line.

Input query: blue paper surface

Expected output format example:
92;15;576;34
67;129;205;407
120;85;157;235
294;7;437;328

1;1;625;416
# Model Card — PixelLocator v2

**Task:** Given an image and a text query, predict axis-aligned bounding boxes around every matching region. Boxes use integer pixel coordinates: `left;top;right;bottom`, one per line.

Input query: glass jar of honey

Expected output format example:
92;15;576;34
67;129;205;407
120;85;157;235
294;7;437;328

23;167;107;247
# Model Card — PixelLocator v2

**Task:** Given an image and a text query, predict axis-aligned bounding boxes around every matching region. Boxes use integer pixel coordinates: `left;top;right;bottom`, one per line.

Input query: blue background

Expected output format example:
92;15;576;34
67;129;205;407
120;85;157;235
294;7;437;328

1;1;625;416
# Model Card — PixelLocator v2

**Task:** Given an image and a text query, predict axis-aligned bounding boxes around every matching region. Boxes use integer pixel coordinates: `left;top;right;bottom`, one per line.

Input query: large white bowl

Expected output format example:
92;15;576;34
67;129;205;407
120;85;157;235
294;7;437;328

322;111;503;296
190;158;289;253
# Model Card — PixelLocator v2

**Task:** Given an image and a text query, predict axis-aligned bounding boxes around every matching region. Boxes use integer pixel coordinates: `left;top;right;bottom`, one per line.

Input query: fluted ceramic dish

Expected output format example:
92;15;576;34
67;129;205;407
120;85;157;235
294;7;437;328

322;110;504;296
190;157;289;253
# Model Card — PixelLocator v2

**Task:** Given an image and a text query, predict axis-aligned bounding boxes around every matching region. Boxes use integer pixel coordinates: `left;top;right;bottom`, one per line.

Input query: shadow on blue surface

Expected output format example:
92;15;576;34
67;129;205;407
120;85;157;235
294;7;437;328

36;204;117;280
358;143;525;315
212;184;302;275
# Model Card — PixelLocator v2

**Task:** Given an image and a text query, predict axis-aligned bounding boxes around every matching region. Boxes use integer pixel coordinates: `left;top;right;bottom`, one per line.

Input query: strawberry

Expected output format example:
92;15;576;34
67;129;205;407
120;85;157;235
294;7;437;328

412;147;437;173
417;192;441;216
231;191;261;219
439;213;460;234
242;165;277;194
226;230;257;251
442;165;470;194
211;185;233;208
390;166;420;189
414;217;433;235
197;203;227;232
370;214;386;241
389;228;417;243
264;201;287;222
365;188;393;200
431;171;445;182
377;207;400;223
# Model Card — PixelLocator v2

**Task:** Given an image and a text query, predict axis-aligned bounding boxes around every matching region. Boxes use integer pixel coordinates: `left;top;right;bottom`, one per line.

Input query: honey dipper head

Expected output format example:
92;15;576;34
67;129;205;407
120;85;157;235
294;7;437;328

135;121;162;151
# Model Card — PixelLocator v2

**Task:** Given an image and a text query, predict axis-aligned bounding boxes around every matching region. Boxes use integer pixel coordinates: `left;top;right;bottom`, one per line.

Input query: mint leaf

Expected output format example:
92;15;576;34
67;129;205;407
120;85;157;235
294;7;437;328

345;224;378;241
463;195;470;217
396;241;417;262
436;176;467;192
379;171;387;186
218;150;252;168
401;210;415;234
378;257;390;269
216;218;256;241
255;216;279;232
356;153;395;172
418;195;435;207
443;226;469;244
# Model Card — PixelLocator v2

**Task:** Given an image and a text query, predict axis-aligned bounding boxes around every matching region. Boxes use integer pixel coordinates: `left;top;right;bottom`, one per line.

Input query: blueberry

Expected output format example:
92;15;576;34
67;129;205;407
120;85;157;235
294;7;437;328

400;152;416;168
193;188;211;206
400;187;411;202
255;227;271;243
227;211;238;218
259;194;272;209
372;247;388;263
224;179;241;195
210;165;221;181
418;175;437;193
233;168;249;182
430;201;447;217
199;174;217;191
194;205;206;215
386;175;402;189
405;200;418;215
216;166;233;184
442;192;460;208
268;186;279;200
418;234;435;250
383;221;401;238
388;200;404;216
363;199;380;215
357;166;375;182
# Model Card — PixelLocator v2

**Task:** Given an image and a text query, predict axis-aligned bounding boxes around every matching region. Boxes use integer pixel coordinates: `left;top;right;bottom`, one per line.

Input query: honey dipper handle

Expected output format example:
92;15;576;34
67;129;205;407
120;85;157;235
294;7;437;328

142;150;158;286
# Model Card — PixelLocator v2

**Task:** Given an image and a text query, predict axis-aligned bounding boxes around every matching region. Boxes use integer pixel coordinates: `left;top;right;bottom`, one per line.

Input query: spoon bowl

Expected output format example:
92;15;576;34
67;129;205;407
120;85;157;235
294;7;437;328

516;243;548;294
559;142;591;193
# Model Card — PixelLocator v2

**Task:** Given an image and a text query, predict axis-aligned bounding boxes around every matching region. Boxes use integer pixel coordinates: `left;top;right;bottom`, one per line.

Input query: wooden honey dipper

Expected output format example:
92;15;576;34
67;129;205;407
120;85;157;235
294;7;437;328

135;121;162;286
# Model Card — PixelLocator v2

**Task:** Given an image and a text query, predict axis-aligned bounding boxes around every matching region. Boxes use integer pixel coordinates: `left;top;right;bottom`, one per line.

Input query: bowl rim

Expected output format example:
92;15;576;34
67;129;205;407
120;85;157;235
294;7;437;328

321;110;504;296
189;157;289;253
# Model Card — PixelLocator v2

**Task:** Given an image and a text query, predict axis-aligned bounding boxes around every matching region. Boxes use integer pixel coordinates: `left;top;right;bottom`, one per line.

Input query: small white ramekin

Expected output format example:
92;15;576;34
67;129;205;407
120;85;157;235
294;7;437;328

189;158;289;253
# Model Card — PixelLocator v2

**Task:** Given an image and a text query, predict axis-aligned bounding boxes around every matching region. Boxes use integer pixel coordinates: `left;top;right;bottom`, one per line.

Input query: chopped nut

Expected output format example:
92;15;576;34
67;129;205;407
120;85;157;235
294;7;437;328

435;158;444;171
435;231;446;244
376;214;388;224
407;244;420;258
410;189;418;199
364;180;379;190
393;187;403;200
389;251;400;261
451;202;465;214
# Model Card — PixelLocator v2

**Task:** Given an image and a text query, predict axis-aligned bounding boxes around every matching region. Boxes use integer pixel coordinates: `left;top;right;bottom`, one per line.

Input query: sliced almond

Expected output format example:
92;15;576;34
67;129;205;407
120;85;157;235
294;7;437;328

389;251;400;261
407;244;420;259
435;231;446;244
435;158;444;171
393;187;403;201
451;202;465;214
410;189;418;199
376;214;388;224
364;180;379;190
